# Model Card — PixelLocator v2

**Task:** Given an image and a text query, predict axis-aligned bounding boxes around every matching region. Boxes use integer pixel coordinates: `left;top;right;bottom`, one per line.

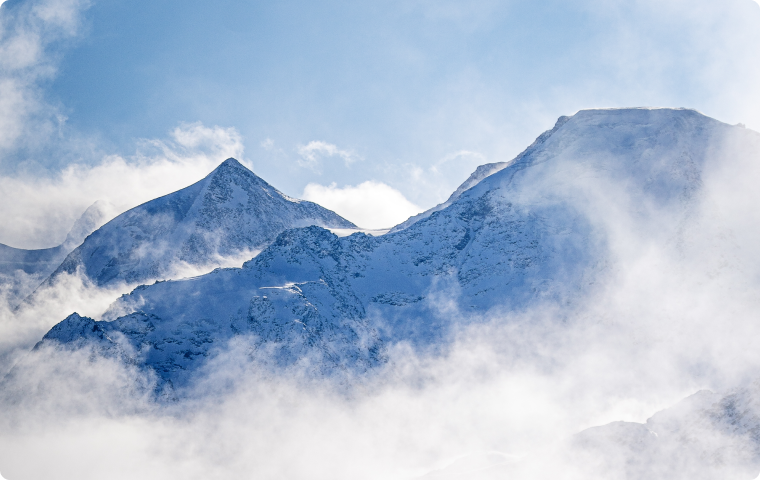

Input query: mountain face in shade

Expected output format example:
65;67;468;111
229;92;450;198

44;158;356;290
34;108;760;391
0;201;115;305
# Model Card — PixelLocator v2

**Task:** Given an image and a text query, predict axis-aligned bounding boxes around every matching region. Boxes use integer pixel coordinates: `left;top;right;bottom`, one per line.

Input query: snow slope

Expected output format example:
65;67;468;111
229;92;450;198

501;384;760;480
34;108;758;389
389;160;510;233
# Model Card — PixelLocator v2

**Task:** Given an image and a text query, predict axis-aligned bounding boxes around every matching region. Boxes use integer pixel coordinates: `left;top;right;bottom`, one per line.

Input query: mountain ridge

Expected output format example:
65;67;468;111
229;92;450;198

26;107;755;391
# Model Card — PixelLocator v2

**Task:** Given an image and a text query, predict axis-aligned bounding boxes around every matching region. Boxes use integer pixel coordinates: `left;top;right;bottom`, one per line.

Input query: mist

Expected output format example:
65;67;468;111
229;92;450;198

3;0;760;477
1;119;760;480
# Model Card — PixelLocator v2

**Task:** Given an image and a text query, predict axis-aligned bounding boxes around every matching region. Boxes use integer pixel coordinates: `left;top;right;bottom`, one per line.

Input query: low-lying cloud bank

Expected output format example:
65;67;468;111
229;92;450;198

2;271;759;480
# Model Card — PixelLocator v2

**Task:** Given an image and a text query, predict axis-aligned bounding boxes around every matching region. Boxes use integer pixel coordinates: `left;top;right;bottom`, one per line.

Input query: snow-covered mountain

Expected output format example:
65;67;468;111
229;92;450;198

40;158;356;291
0;201;115;305
34;107;758;390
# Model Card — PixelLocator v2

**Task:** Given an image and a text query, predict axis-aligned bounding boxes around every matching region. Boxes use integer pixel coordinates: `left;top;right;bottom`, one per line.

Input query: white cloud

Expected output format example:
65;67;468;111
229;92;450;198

297;141;359;172
0;0;91;155
429;150;486;175
0;122;245;248
302;181;423;229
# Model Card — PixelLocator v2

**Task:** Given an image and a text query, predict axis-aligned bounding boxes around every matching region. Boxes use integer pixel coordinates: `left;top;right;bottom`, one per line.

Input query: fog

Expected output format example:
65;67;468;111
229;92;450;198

1;122;760;480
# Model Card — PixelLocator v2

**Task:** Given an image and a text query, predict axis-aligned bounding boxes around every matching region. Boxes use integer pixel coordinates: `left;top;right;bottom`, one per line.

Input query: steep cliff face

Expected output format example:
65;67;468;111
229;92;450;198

36;108;760;389
45;158;356;289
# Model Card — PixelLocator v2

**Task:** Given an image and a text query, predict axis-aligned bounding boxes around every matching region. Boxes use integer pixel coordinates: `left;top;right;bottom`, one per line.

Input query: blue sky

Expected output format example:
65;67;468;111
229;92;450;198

2;0;760;245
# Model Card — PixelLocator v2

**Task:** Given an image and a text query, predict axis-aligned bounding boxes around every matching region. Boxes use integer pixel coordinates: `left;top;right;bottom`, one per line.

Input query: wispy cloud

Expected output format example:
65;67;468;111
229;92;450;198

0;0;91;158
297;141;360;172
429;149;487;175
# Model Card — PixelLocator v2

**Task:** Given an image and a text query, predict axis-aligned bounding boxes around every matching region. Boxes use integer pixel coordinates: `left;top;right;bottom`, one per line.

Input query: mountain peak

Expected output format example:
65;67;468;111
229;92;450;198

40;157;356;289
569;107;716;126
209;157;256;179
218;157;244;169
32;108;760;392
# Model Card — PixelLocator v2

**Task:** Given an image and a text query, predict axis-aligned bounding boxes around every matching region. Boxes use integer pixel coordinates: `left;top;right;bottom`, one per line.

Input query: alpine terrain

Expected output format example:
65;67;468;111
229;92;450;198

12;107;760;479
36;107;760;384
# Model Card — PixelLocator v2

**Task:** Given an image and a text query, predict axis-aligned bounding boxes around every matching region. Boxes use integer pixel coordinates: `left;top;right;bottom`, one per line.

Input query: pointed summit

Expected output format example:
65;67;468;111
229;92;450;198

221;156;241;167
211;157;248;175
202;158;255;182
202;157;290;203
42;158;355;290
